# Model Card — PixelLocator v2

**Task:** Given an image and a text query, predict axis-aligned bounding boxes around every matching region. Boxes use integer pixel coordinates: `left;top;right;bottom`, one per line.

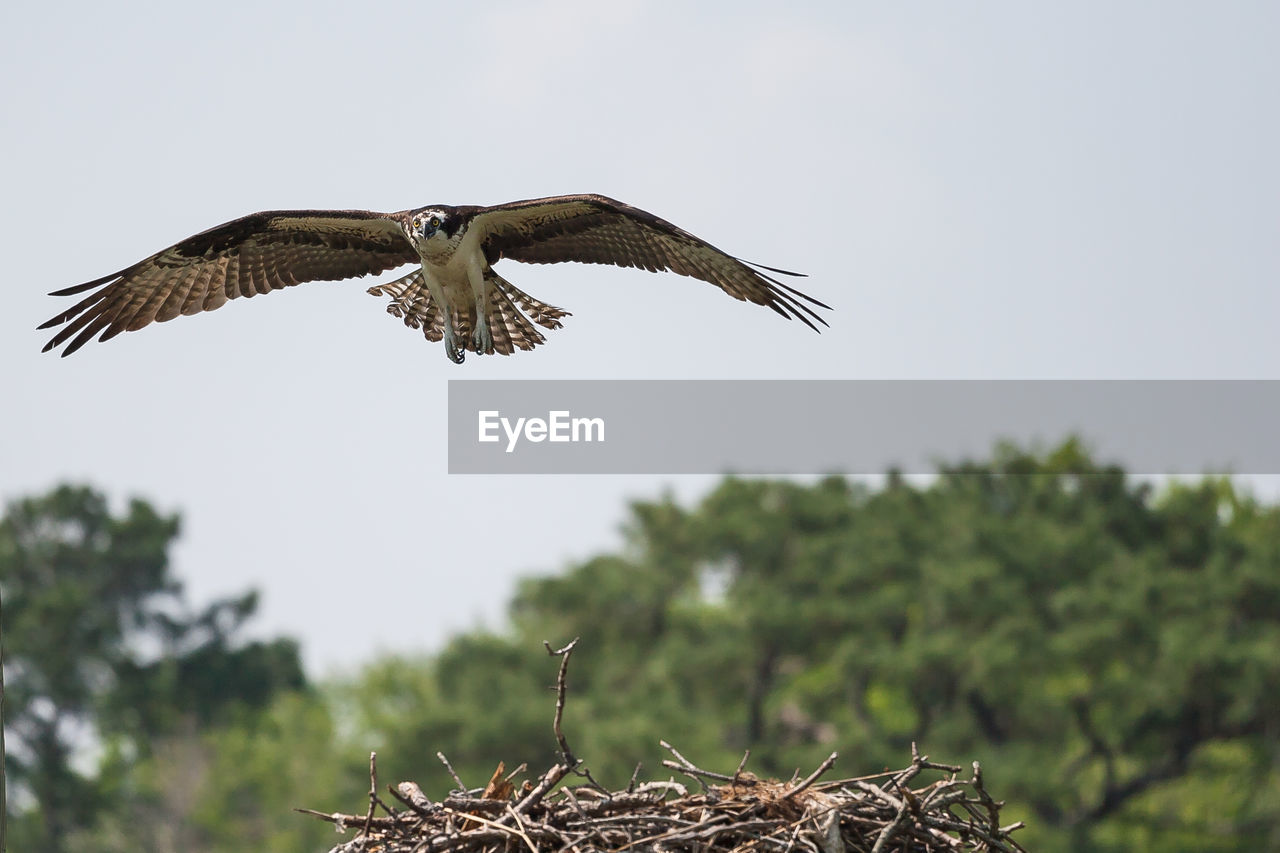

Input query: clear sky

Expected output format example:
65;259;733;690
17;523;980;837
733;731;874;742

3;2;1278;675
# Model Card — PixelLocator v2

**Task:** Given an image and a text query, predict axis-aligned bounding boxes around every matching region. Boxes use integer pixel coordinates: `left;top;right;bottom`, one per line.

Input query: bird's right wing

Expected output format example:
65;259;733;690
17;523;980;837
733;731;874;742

471;194;829;330
40;210;418;356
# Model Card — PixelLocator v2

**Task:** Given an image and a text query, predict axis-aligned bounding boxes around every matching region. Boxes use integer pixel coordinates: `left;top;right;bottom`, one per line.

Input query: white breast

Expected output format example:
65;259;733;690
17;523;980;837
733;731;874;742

419;225;486;310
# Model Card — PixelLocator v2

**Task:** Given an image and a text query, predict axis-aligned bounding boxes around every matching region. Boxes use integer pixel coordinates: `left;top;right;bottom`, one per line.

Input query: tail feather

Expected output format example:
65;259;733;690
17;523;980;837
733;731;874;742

367;271;445;341
487;299;516;355
487;272;546;353
367;270;571;355
497;278;571;331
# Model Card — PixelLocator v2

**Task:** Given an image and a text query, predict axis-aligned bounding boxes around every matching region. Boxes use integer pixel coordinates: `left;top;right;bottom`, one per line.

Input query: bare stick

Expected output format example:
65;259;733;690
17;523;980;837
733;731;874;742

852;780;905;811
870;795;911;853
971;761;1004;836
502;805;541;853
361;752;378;839
544;637;580;766
911;741;962;774
504;639;582;822
658;740;697;771
659;741;744;787
781;751;838;801
440;805;538;853
734;750;752;781
437;751;467;793
510;762;571;820
389;781;434;818
574;764;610;795
561;786;616;850
295;808;400;831
627;762;643;794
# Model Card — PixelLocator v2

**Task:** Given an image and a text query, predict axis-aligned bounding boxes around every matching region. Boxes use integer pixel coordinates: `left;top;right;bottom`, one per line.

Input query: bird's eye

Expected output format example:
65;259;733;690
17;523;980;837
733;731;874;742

412;217;421;230
430;216;441;228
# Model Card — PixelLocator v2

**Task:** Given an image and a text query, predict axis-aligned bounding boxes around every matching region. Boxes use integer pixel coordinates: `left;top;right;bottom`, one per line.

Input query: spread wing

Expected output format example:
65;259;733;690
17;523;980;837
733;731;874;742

40;210;418;356
471;194;830;330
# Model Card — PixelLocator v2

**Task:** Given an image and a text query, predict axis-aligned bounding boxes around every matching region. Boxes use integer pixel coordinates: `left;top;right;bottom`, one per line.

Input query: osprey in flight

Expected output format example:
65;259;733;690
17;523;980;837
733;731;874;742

40;194;829;363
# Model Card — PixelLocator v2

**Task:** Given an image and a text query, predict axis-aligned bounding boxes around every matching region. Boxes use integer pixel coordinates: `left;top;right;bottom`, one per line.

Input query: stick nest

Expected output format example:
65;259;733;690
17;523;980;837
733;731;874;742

301;640;1026;852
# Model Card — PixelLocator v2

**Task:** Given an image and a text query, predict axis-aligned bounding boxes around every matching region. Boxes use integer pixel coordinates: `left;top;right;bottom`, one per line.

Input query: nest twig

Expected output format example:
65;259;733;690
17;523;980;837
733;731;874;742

300;639;1026;852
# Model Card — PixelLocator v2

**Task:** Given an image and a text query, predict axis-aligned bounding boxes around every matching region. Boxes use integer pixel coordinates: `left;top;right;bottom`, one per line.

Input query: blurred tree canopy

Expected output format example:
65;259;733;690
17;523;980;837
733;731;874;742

347;442;1280;852
0;484;306;852
4;443;1279;852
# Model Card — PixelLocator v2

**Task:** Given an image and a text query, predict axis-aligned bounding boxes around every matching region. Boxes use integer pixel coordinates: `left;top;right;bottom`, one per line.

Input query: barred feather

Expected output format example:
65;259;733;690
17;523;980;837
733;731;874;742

40;210;416;356
367;270;571;355
41;194;826;361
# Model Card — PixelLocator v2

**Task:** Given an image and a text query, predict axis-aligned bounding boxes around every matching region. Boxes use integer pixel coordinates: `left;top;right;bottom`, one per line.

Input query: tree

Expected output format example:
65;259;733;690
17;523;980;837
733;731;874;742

497;442;1280;850
0;484;306;851
84;691;353;853
185;443;1275;851
13;446;1279;851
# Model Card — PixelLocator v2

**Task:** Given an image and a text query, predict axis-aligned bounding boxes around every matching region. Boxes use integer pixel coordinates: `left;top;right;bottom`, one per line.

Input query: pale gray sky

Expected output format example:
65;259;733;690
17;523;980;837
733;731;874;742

4;2;1278;675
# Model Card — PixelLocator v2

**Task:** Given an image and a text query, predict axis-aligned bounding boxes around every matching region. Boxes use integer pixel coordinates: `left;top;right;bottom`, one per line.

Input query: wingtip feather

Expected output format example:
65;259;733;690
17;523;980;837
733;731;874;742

48;269;126;297
737;257;807;278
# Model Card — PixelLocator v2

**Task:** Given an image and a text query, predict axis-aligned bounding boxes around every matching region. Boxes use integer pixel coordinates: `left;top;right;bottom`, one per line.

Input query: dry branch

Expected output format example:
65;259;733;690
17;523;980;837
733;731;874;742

301;642;1026;852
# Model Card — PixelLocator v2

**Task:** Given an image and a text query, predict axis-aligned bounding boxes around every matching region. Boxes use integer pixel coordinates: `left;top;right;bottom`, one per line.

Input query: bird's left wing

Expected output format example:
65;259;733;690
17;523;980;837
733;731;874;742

471;194;830;330
40;209;418;356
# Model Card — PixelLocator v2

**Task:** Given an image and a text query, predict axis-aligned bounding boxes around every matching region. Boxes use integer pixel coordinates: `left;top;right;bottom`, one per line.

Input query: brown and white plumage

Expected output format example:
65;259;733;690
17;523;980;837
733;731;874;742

40;193;829;362
367;269;570;355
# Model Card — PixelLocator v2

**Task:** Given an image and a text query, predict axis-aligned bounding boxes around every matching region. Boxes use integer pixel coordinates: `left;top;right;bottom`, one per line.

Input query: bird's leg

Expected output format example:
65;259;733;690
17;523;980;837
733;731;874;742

473;307;494;355
467;260;495;355
441;305;465;364
419;266;465;364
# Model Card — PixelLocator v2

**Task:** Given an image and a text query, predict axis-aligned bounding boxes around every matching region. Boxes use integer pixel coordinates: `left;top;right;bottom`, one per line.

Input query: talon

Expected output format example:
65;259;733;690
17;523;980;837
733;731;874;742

473;320;494;355
443;326;465;364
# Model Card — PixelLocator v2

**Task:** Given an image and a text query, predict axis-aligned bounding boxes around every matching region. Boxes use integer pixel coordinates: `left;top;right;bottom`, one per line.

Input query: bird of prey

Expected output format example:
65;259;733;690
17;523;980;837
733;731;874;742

40;194;829;363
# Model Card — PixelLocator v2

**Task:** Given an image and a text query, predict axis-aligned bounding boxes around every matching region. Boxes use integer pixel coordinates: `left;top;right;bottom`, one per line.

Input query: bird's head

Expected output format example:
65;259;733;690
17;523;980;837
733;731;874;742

407;210;448;244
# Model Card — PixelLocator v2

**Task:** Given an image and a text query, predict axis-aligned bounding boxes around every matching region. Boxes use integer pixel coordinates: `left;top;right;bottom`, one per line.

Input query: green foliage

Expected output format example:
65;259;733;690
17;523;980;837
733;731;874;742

0;484;307;852
337;634;559;796
477;443;1279;850
74;691;357;853
7;444;1280;852
281;445;1280;850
